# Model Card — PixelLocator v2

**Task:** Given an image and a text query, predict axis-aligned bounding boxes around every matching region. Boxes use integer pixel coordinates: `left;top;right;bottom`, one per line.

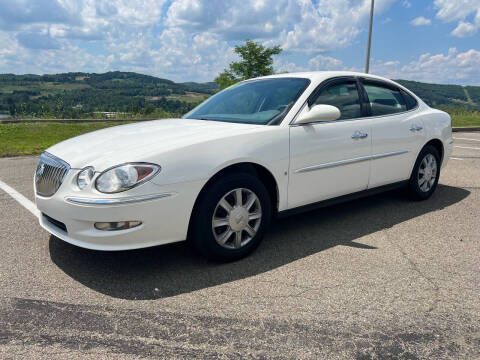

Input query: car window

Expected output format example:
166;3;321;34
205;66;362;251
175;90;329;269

401;89;418;110
184;78;310;125
312;82;362;120
363;83;407;116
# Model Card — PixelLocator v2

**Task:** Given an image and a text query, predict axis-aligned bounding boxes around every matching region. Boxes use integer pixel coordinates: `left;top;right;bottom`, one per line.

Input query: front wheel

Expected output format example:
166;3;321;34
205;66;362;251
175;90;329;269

190;173;272;262
407;145;441;200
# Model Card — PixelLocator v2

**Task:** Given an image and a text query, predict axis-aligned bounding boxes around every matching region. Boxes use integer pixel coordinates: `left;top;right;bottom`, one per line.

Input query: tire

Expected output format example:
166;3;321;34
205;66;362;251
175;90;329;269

407;145;441;201
190;172;272;262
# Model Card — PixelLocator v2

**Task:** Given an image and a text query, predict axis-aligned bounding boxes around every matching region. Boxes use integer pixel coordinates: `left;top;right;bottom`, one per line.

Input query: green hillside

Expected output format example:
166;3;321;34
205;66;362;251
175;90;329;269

395;79;480;109
0;71;214;119
0;71;479;120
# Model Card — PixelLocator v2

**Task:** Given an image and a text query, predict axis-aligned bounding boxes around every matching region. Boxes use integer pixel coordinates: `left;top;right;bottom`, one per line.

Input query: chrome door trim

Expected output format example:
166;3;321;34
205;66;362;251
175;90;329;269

65;193;173;205
295;155;371;173
295;150;408;173
370;150;408;160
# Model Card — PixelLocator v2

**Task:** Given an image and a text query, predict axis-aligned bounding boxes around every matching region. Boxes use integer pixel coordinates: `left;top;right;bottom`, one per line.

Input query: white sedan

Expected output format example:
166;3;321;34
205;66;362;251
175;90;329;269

34;71;453;261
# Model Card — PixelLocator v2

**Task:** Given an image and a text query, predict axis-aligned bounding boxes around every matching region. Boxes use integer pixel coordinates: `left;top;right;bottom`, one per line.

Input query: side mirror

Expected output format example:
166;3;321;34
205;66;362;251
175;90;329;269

295;104;341;125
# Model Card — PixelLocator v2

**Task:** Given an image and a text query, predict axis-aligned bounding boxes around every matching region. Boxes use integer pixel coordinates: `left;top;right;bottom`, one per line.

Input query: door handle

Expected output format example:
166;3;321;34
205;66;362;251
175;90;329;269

410;125;423;132
352;131;368;139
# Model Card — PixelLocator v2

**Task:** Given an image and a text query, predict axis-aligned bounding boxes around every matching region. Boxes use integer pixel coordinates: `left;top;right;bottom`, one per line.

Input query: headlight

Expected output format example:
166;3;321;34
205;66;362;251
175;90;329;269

77;167;95;190
95;163;160;193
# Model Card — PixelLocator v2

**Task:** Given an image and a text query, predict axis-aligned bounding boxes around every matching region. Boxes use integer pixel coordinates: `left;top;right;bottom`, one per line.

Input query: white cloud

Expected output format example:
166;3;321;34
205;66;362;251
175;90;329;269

451;21;477;38
372;48;480;85
0;31;110;75
165;0;395;52
434;0;480;37
308;55;344;70
0;0;397;81
9;0;479;84
410;16;432;26
402;0;411;8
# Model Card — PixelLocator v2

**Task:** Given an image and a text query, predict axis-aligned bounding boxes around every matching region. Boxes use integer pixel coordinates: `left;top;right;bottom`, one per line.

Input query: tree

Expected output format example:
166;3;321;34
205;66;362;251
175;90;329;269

214;40;282;90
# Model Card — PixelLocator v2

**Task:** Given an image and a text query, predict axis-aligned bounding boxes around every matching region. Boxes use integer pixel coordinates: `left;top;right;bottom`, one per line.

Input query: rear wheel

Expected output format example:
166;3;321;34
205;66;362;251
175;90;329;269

190;173;271;262
408;145;441;200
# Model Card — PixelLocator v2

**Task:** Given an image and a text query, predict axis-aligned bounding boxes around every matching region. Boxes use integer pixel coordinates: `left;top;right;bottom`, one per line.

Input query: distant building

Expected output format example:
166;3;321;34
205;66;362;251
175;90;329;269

93;111;127;118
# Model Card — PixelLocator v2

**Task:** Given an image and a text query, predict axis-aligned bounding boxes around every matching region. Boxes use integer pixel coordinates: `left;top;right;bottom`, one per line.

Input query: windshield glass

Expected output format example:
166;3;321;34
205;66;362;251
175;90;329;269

184;78;310;125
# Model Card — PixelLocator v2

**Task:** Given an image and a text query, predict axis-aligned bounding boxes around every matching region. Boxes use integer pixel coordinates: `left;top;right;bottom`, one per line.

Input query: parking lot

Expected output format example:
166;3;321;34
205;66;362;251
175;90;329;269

0;131;479;359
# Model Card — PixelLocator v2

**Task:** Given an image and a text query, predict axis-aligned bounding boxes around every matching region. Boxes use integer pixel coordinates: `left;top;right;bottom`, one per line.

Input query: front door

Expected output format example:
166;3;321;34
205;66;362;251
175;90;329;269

288;79;372;209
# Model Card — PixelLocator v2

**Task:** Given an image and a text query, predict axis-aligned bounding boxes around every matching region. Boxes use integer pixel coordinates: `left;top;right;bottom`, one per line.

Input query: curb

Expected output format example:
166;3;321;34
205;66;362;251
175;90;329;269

452;127;480;132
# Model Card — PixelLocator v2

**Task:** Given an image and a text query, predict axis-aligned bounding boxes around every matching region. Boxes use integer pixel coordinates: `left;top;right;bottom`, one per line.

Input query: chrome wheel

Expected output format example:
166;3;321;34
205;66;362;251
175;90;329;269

212;188;262;249
418;153;437;192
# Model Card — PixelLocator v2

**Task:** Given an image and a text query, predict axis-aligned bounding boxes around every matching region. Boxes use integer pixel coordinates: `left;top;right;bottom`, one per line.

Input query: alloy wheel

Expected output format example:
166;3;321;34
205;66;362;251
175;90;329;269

211;188;262;249
418;153;437;192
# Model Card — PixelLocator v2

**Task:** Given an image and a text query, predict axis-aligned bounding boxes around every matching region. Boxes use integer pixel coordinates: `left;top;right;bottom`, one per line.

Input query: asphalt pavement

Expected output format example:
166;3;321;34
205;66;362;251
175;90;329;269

0;132;479;359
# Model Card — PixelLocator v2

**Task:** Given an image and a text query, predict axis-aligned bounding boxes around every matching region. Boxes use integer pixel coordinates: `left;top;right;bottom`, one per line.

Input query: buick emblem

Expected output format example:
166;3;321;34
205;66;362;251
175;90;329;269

36;163;45;177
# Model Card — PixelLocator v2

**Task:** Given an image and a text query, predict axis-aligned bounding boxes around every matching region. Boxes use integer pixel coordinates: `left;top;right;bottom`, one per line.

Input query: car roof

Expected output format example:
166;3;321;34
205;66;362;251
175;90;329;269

254;71;398;85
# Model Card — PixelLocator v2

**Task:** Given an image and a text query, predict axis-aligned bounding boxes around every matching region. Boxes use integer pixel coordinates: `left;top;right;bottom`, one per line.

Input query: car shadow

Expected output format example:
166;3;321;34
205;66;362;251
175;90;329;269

49;184;469;300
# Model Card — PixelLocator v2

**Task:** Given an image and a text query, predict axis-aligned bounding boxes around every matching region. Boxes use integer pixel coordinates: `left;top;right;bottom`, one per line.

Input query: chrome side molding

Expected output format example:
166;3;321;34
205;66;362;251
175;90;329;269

65;193;173;205
295;150;408;173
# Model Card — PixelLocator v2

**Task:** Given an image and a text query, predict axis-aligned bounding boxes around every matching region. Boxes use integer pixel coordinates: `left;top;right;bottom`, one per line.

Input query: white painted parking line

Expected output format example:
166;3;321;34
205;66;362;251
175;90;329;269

450;157;464;161
454;146;480;151
453;137;480;142
0;179;39;217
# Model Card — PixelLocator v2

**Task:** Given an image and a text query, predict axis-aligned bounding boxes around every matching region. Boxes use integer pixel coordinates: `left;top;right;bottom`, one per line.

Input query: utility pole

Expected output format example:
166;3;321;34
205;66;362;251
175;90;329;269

365;0;374;73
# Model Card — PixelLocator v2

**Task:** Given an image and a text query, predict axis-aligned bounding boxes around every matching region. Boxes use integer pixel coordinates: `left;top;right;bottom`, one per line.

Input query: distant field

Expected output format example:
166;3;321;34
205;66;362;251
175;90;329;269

166;92;209;104
1;82;91;95
0;122;132;157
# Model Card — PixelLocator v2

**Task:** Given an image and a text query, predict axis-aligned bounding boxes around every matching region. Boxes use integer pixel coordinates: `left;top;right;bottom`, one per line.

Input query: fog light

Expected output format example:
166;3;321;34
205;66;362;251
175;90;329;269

94;221;142;231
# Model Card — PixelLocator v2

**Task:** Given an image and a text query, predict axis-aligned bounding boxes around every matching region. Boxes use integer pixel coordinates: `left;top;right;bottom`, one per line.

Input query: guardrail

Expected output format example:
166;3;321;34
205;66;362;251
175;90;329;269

1;119;480;131
0;118;159;124
452;127;480;132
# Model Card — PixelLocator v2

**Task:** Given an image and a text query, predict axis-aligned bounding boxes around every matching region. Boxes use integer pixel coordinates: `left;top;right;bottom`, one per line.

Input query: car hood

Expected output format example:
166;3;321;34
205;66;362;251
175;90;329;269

46;118;262;170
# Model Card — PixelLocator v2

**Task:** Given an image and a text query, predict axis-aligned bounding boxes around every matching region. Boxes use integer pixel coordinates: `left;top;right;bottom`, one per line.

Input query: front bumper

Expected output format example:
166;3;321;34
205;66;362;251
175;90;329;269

35;172;205;251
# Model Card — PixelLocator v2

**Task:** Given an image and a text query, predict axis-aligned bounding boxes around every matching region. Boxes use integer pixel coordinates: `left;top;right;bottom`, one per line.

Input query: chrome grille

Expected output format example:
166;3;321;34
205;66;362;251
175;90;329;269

35;152;70;197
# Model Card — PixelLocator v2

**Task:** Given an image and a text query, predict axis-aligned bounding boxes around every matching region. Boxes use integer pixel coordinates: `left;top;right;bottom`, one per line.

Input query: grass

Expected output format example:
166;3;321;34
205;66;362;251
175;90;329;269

1;109;480;157
447;109;480;127
0;122;132;157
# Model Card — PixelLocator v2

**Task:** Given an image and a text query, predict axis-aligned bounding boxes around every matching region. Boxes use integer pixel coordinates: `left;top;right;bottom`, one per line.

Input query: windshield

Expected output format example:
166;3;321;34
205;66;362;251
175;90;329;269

184;78;310;125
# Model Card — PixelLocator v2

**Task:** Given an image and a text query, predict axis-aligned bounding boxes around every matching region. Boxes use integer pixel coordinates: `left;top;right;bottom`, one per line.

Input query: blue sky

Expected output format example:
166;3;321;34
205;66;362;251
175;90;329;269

0;0;479;84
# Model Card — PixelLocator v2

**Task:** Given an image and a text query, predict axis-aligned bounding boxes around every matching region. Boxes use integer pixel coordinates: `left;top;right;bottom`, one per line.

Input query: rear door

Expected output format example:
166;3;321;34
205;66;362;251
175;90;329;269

360;79;425;188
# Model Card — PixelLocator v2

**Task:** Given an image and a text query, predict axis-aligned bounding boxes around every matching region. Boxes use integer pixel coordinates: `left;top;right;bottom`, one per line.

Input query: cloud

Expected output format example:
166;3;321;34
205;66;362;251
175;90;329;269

165;0;396;52
1;0;391;81
434;0;480;37
402;0;411;8
410;16;432;26
6;0;478;84
16;32;61;50
0;32;110;75
0;0;167;40
451;21;478;38
371;48;480;85
308;55;344;70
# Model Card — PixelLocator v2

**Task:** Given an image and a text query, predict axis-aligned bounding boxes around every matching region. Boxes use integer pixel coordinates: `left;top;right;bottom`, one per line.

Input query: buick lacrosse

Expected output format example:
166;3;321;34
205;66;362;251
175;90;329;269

35;71;453;261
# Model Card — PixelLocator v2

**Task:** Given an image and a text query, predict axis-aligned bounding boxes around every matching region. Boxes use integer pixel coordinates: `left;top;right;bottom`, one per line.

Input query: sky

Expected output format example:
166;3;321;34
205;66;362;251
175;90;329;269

0;0;479;85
